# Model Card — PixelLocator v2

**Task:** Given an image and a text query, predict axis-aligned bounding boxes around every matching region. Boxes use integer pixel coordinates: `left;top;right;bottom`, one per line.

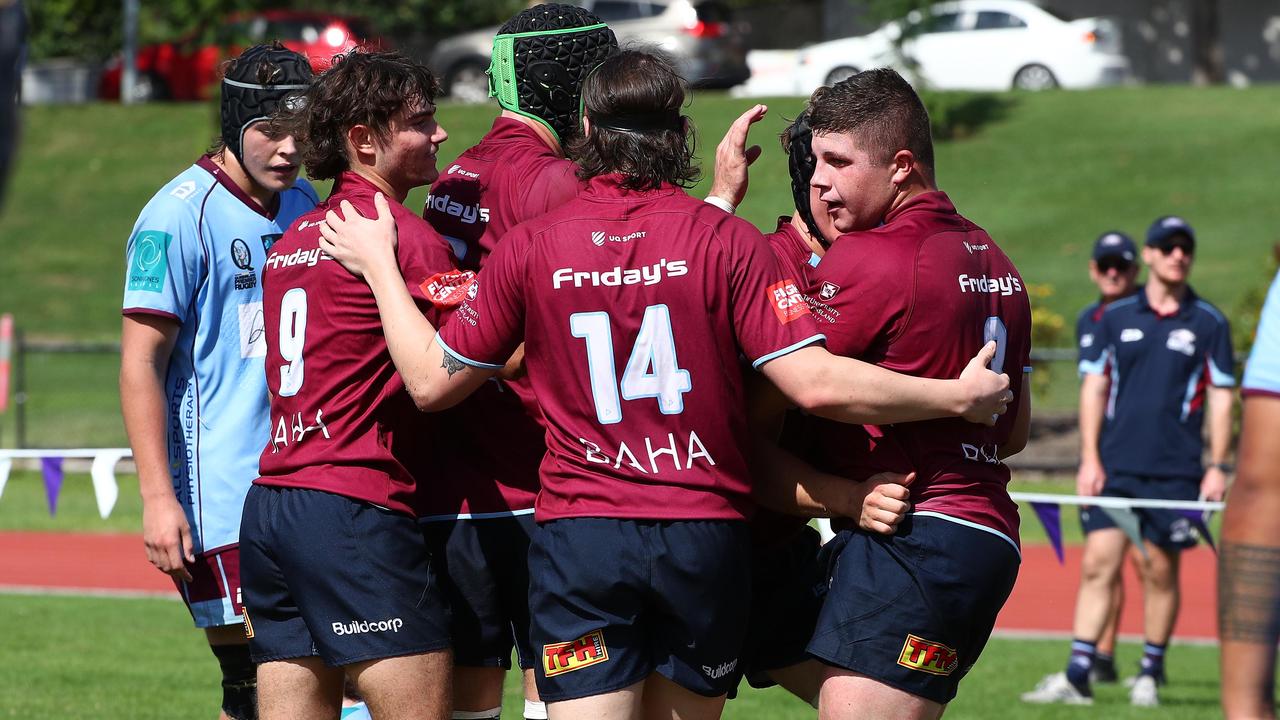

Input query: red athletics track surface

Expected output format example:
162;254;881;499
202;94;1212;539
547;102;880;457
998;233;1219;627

0;532;1218;640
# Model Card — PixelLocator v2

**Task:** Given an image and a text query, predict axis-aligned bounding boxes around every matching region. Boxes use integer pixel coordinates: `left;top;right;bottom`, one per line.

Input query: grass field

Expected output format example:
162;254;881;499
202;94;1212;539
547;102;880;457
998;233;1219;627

2;87;1279;446
0;593;1226;719
0;475;1227;718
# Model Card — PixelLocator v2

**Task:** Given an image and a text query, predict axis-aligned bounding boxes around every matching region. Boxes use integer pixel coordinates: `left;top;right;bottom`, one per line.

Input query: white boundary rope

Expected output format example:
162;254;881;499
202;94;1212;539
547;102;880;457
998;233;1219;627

0;448;132;518
1009;492;1223;513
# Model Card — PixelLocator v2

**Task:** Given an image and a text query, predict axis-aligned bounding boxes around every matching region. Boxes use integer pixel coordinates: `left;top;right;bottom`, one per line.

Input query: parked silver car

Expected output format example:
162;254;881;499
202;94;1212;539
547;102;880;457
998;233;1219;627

430;0;750;103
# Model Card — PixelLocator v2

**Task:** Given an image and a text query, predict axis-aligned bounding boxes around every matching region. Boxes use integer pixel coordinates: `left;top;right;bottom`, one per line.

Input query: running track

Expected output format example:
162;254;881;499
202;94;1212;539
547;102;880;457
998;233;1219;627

0;532;1219;641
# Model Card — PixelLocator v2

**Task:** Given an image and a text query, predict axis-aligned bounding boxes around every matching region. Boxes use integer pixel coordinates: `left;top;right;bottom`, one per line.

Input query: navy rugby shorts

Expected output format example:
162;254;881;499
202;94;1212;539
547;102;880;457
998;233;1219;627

808;514;1020;705
240;484;451;666
528;518;751;702
1079;472;1202;550
420;512;537;669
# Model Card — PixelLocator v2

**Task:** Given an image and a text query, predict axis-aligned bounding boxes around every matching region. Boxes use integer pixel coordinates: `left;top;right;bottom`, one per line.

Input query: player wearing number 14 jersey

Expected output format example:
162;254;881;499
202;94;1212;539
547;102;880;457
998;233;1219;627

797;70;1032;718
316;51;1013;719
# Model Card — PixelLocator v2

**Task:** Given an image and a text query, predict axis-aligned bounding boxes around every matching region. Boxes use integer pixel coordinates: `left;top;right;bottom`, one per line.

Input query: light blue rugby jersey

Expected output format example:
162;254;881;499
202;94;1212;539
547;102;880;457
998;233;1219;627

122;156;318;554
1244;269;1280;397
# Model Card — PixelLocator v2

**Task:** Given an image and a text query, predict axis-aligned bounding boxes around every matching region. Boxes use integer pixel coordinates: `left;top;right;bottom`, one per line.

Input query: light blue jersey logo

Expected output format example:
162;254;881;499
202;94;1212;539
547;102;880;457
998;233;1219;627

127;230;172;292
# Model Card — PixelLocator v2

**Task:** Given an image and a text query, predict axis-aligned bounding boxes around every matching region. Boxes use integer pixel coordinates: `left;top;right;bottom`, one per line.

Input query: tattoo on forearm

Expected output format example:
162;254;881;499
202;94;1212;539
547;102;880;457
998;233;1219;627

1219;542;1280;642
441;353;465;378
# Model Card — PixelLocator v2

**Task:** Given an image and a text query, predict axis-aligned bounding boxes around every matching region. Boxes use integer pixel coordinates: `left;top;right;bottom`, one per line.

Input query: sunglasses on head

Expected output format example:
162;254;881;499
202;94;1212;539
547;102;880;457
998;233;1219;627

1155;239;1195;256
1097;257;1133;273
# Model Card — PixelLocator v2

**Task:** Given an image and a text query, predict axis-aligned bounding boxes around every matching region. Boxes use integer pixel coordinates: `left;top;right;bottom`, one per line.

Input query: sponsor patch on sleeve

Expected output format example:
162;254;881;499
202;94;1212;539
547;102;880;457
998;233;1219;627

543;630;609;677
897;634;959;676
419;270;478;309
768;279;811;324
127;230;173;292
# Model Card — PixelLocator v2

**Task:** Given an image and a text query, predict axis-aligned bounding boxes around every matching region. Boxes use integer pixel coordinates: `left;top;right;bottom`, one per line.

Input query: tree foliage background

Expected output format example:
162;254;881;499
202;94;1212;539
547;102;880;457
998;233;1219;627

25;0;523;62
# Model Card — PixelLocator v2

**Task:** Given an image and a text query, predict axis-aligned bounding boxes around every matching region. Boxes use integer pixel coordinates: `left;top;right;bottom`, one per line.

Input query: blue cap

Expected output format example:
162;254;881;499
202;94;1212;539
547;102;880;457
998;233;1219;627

1092;231;1136;262
1146;216;1195;248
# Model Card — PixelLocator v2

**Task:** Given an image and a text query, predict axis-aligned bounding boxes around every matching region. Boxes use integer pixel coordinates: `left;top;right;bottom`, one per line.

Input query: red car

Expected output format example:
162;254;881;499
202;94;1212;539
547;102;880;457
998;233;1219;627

99;10;379;101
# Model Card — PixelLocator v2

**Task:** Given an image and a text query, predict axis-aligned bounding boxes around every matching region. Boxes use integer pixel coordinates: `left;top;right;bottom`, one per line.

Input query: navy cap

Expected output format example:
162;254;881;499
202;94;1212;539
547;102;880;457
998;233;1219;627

1092;231;1136;262
1146;215;1195;248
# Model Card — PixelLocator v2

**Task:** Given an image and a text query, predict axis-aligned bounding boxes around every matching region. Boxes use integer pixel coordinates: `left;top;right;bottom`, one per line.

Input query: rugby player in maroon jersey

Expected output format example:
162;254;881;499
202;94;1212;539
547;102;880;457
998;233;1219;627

239;51;465;720
418;8;769;717
791;71;1033;720
316;51;1012;720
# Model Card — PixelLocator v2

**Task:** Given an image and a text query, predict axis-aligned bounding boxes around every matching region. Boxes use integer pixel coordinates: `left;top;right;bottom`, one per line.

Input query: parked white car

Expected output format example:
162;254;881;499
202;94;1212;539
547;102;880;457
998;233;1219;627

794;0;1129;94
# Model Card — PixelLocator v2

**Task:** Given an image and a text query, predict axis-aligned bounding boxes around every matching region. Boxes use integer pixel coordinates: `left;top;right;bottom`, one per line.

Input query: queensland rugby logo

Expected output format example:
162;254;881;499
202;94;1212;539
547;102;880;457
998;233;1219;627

897;634;959;676
420;270;477;309
543;630;609;677
231;238;254;271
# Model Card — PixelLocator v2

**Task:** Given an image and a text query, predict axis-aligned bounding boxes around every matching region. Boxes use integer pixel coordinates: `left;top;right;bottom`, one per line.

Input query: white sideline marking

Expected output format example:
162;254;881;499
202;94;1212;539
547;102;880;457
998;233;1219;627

0;584;177;601
993;628;1218;646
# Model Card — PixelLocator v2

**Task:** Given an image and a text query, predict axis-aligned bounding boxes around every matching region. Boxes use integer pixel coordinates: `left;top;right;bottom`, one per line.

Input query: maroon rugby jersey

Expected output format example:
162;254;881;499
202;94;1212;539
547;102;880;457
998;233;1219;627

439;174;824;522
765;216;822;290
256;172;467;515
754;216;828;545
420;118;583;518
803;191;1030;545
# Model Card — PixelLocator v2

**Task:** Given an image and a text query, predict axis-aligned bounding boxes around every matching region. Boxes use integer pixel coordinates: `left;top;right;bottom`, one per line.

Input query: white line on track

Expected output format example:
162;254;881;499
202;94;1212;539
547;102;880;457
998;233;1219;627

0;585;177;601
993;628;1218;646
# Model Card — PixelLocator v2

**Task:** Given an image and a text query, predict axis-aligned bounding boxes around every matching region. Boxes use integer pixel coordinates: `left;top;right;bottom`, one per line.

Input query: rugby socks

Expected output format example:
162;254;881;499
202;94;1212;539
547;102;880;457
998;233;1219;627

524;699;549;719
1139;641;1167;680
1065;639;1096;691
1092;650;1117;681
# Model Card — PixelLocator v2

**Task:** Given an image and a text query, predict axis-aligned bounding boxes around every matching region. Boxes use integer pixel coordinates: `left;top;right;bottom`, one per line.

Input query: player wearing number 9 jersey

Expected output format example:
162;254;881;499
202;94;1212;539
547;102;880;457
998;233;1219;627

316;51;1014;719
238;51;460;718
797;70;1032;717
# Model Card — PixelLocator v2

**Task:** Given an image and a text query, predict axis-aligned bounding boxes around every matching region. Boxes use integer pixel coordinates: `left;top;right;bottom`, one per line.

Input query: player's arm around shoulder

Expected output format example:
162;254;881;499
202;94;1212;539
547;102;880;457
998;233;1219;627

317;193;497;411
760;341;1012;427
743;371;914;533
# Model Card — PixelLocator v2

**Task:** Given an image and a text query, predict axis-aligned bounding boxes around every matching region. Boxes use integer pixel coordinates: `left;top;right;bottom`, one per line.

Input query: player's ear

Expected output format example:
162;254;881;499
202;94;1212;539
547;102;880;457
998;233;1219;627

891;149;915;186
581;115;593;139
346;124;377;164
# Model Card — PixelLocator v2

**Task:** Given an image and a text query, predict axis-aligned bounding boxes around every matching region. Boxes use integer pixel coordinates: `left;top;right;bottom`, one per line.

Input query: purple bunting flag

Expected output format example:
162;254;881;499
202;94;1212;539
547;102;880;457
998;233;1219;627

41;456;64;516
1177;508;1216;553
1031;501;1065;564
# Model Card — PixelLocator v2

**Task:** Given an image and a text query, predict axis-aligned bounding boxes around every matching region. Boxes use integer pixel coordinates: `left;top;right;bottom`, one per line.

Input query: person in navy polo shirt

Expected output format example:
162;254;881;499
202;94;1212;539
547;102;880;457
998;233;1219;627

1074;230;1141;684
1025;216;1235;708
1219;252;1280;719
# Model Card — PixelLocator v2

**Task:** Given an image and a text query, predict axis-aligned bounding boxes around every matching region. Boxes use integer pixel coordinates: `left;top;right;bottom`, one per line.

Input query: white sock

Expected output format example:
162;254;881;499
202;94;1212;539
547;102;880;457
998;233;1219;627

524;699;549;719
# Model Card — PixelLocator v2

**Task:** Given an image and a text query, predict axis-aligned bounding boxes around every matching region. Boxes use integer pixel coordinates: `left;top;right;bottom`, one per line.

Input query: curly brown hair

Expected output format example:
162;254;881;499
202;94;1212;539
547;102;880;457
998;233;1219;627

292;50;440;181
566;49;698;191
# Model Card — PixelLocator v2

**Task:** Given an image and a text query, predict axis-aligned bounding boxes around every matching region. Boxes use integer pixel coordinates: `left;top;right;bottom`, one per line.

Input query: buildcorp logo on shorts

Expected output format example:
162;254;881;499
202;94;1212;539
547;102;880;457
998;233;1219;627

332;617;404;636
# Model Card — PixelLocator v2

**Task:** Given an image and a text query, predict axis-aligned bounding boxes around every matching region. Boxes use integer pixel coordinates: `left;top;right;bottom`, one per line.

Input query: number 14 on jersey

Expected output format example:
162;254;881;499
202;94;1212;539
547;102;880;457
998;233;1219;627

570;304;692;425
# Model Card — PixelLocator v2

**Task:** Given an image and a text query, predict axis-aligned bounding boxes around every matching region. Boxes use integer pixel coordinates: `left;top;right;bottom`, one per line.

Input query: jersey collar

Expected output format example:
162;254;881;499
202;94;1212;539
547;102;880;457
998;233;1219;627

197;154;281;220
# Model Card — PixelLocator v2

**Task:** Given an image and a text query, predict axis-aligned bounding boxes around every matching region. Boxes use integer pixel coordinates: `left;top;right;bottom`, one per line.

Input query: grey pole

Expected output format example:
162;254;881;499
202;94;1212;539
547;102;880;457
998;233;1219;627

121;0;139;104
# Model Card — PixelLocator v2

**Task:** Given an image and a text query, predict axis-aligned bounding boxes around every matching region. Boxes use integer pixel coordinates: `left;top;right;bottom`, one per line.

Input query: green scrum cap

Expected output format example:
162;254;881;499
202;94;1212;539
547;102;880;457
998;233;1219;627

488;4;617;143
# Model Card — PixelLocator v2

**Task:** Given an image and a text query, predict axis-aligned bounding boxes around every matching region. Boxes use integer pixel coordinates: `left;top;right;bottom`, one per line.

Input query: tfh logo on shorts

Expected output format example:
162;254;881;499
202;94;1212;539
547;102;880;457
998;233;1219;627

768;279;811;323
332;617;404;636
897;634;959;676
543;630;609;677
